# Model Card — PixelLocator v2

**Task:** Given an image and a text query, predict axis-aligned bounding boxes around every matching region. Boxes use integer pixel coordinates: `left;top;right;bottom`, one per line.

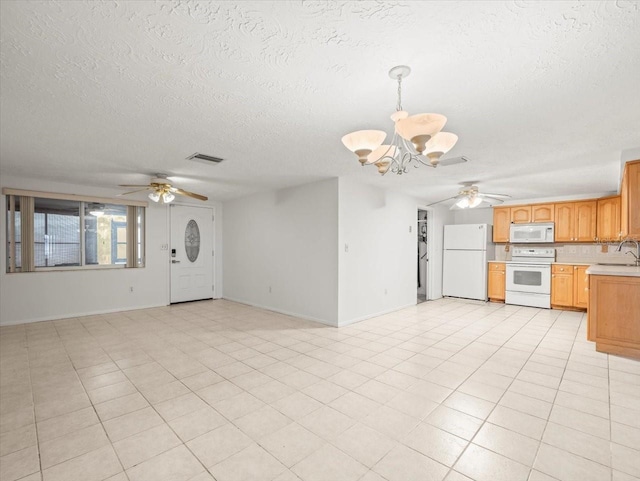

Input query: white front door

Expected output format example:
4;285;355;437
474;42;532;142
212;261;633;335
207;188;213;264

170;204;214;303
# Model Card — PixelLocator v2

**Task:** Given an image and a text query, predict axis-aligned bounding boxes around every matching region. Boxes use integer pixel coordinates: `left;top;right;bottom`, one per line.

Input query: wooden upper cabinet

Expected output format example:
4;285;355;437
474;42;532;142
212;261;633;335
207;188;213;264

531;204;554;223
621;160;640;237
575;201;597;242
555;203;575;242
493;207;511;243
597;196;621;241
511;206;531;224
554;201;596;242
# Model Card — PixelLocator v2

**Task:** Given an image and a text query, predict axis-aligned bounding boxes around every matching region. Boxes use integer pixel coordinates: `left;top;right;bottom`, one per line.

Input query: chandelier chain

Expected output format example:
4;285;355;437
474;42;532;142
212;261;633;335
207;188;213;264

396;76;403;111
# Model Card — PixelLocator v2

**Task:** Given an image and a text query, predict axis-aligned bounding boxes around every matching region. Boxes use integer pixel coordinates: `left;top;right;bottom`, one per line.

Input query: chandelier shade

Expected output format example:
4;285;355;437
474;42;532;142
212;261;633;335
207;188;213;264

341;130;387;165
395;113;447;153
424;132;459;166
375;160;391;174
342;66;460;175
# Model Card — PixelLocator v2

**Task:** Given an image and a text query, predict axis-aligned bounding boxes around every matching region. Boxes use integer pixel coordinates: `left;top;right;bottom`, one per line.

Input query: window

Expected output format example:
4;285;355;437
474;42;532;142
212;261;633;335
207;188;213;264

5;190;145;272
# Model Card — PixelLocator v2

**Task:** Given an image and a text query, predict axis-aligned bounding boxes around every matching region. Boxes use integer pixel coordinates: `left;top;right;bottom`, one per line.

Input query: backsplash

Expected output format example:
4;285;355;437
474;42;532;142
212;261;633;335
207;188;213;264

493;243;637;264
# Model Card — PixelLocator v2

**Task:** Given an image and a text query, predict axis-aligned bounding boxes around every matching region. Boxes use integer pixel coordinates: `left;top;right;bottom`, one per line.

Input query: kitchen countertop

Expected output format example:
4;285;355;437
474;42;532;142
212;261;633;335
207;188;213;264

586;265;640;277
489;261;592;265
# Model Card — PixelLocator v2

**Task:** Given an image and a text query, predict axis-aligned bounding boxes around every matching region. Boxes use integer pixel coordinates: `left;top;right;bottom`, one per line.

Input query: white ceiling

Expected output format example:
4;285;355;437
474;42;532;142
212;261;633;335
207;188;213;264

1;1;639;204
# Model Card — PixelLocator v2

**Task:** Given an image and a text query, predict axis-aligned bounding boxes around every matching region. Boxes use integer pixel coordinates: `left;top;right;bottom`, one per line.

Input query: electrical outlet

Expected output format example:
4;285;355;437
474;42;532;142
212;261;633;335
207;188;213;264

129;286;134;293
568;245;577;254
345;244;349;253
384;288;388;295
409;226;412;233
160;244;169;251
268;286;272;293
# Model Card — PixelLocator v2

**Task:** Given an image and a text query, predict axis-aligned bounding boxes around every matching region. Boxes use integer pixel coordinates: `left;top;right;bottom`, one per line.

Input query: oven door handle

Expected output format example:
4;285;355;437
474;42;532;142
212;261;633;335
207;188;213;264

507;264;551;269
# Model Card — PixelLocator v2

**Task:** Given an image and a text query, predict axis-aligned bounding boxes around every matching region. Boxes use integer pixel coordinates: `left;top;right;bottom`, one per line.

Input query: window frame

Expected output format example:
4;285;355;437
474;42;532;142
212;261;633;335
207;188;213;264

4;188;147;273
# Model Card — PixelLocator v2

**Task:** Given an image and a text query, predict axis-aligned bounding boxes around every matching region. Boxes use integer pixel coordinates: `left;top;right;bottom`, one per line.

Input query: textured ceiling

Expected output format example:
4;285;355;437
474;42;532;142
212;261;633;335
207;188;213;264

1;1;639;204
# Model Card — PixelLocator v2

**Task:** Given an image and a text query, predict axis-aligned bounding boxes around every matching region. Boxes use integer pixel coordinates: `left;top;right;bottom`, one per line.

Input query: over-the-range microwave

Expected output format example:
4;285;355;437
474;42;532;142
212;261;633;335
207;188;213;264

509;223;554;243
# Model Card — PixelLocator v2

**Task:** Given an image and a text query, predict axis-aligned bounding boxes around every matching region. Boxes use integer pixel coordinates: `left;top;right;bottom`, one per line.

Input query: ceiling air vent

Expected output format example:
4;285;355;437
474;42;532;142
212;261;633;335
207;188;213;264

187;152;225;164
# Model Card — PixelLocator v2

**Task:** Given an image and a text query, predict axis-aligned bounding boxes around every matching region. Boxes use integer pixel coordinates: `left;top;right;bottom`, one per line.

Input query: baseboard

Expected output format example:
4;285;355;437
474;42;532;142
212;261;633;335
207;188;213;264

221;296;338;327
0;303;169;327
338;302;417;327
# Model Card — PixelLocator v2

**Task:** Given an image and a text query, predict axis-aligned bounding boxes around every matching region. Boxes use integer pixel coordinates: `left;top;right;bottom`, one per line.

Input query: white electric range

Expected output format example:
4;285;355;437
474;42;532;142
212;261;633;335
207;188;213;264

505;247;556;309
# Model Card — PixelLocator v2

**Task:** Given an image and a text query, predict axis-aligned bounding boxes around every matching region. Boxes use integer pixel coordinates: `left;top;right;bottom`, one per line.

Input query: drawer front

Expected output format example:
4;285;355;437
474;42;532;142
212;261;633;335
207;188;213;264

552;264;572;274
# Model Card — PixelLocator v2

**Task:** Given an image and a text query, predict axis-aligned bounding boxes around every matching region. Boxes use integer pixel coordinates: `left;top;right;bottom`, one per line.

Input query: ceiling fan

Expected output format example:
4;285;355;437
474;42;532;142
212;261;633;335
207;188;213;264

118;174;208;203
428;182;511;209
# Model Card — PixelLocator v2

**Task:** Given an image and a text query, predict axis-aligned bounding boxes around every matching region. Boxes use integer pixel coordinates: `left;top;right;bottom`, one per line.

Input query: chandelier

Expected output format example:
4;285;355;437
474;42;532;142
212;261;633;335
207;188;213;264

342;65;459;175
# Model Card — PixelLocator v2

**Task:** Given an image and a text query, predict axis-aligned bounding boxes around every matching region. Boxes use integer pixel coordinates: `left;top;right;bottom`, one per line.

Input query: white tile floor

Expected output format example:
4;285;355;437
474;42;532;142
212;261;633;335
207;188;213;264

0;298;639;481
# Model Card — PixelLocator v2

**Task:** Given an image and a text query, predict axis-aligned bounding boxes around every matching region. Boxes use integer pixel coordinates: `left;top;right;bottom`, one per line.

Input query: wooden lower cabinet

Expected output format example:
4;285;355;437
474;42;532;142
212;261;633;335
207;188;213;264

588;275;640;359
551;264;589;310
488;262;505;301
573;266;589;309
551;265;573;307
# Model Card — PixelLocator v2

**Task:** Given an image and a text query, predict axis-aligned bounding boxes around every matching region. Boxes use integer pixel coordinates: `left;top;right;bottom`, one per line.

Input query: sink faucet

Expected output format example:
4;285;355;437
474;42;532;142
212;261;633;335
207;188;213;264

616;238;640;266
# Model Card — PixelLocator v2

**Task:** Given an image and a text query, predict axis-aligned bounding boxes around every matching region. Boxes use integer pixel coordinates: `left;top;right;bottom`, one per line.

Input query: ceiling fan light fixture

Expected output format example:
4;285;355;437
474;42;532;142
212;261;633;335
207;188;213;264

342;66;459;175
162;192;175;203
455;197;470;209
148;192;160;202
341;130;387;165
469;196;483;208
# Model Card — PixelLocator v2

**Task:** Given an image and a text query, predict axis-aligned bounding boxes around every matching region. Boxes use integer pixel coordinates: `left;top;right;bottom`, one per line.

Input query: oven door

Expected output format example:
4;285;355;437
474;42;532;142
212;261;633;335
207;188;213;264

506;263;551;294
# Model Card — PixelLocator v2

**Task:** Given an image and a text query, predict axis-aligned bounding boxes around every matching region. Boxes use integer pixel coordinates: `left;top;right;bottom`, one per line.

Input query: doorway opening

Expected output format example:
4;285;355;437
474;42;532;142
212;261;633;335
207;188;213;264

417;209;428;304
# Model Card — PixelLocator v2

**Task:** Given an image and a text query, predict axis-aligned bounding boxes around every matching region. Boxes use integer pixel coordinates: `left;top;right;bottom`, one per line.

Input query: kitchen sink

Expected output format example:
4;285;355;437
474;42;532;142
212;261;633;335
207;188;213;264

595;263;637;267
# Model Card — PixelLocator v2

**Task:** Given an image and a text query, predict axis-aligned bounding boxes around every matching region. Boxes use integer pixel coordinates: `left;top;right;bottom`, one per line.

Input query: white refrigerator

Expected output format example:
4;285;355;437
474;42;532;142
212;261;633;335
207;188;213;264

442;224;494;301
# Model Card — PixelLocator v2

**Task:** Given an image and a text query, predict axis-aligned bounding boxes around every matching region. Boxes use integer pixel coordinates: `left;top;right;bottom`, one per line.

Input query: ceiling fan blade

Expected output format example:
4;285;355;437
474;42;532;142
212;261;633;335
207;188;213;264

477;195;504;204
118;184;151;188
173;188;208;201
117;188;152;196
426;196;458;207
482;193;511;199
438;156;469;167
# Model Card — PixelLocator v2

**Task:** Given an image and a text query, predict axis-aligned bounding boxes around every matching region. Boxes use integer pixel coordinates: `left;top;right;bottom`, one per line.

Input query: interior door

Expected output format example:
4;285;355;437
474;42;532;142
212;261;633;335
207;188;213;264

170;205;214;303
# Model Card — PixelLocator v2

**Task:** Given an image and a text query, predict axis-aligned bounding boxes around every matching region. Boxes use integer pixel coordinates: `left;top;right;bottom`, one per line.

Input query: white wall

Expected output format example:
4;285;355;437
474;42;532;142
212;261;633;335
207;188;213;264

337;178;417;325
0;175;223;325
453;207;493;225
223;178;339;325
